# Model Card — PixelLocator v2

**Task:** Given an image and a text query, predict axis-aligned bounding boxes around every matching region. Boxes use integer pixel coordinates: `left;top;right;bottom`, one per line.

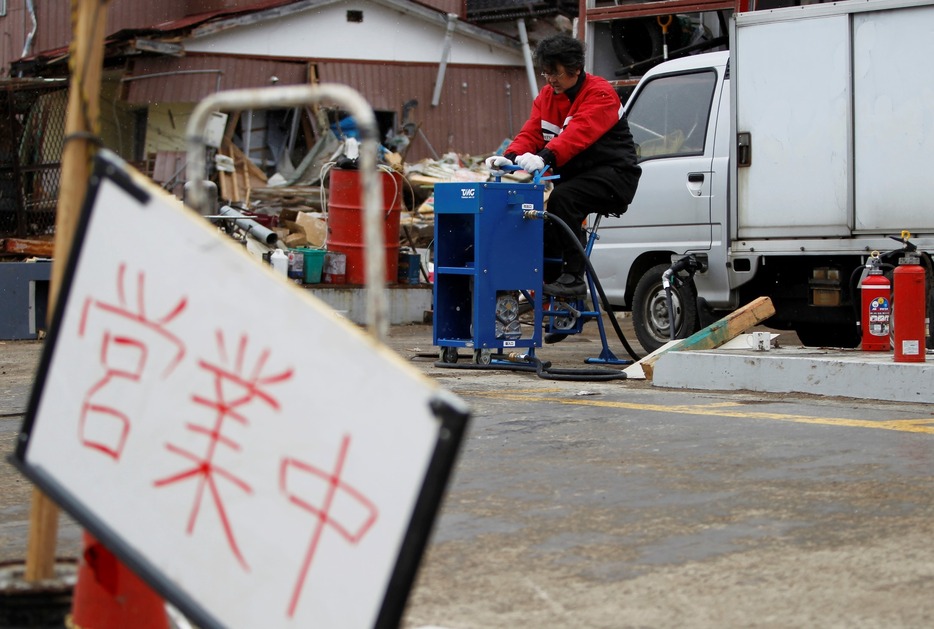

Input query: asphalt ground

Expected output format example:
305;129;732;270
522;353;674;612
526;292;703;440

3;319;934;628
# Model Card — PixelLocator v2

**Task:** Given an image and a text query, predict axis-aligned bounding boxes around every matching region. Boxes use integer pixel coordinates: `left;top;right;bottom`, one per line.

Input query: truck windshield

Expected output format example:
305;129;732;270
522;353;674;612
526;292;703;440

628;70;717;161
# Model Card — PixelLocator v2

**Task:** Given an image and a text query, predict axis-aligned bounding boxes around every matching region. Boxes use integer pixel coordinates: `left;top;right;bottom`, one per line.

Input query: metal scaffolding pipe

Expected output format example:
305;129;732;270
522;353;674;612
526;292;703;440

431;13;459;107
121;69;224;94
21;0;37;61
216;205;279;246
517;19;539;102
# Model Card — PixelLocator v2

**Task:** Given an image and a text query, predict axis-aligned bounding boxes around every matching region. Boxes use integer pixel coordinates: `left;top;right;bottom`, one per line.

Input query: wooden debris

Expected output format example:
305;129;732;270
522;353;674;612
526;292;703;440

640;296;776;380
252;186;324;213
2;237;55;257
218;139;268;205
151;151;187;197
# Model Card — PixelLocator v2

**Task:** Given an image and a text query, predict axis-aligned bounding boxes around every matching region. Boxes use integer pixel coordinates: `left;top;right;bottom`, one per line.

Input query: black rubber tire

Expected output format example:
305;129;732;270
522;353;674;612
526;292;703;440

632;263;699;353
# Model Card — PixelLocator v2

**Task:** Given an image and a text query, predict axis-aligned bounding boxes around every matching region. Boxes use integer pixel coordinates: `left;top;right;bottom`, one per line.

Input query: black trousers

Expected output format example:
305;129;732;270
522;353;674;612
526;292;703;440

544;166;640;277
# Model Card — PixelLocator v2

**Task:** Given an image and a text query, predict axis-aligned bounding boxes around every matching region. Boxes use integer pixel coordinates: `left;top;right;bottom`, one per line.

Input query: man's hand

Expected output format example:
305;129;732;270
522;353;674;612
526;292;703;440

485;155;513;175
516;153;545;173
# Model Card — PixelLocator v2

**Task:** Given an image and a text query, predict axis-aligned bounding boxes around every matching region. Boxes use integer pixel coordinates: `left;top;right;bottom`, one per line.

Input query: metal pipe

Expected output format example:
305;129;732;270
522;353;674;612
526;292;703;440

217;205;279;246
21;0;36;61
244;110;253;169
185;84;388;340
505;82;513;137
287;107;300;155
431;13;458;107
517;19;539;102
121;69;224;94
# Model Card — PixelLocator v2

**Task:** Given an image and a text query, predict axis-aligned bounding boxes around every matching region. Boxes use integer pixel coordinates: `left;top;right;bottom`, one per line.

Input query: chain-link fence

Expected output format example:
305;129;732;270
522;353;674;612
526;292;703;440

0;80;67;239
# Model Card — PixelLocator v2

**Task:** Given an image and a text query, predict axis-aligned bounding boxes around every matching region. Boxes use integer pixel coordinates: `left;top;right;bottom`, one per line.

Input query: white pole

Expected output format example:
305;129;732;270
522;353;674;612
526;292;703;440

431;13;458;107
517;19;539;101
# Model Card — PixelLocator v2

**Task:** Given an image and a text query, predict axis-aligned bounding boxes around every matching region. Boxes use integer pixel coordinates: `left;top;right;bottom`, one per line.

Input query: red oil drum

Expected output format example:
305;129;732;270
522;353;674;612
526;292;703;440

327;168;403;284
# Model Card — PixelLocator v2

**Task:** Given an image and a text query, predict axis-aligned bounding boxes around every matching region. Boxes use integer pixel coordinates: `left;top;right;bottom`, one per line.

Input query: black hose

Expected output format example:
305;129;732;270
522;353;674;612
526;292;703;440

665;284;676;340
615;35;729;77
545;213;643;362
432;360;542;373
848;260;896;326
432;355;626;381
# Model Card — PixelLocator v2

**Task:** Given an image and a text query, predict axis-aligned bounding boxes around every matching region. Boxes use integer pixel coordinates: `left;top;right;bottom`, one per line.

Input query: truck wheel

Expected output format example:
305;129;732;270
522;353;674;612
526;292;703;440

795;323;860;348
632;263;699;353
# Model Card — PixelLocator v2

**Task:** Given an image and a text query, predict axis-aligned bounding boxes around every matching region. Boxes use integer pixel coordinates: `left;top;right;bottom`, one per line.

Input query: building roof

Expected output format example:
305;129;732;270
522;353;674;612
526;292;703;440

13;0;520;77
466;0;577;23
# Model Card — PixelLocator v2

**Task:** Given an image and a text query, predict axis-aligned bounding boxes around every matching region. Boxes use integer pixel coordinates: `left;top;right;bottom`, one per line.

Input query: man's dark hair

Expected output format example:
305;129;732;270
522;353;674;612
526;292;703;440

534;34;585;73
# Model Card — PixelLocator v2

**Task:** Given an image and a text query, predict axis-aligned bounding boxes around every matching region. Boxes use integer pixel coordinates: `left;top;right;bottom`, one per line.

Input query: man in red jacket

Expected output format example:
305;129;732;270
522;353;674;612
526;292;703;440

487;34;641;299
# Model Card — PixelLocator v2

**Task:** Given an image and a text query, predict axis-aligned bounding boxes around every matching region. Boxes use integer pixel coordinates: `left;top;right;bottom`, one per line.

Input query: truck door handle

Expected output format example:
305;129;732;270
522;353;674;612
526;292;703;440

688;173;704;183
687;172;704;197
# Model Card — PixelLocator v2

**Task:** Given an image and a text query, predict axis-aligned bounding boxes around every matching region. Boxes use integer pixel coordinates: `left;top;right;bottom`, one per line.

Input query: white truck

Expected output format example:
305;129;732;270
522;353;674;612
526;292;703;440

590;0;934;352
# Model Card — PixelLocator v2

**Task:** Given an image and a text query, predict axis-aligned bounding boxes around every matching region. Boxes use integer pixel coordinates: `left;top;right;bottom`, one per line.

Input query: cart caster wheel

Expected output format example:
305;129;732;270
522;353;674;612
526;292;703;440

439;347;459;364
473;349;492;365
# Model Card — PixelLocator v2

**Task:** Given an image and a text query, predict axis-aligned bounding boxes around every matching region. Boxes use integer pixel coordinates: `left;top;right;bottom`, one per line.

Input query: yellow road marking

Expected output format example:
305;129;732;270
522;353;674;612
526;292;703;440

468;391;934;434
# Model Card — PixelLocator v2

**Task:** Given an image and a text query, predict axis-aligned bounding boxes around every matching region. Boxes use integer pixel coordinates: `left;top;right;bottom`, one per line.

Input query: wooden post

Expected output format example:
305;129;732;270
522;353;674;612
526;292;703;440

24;0;109;582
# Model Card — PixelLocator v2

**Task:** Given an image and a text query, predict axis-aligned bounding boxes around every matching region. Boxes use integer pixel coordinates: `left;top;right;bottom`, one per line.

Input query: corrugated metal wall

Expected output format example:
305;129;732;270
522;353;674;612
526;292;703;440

123;54;536;163
2;1;30;77
317;61;535;161
3;1;189;76
4;1;292;76
32;1;190;55
5;0;538;163
123;54;310;103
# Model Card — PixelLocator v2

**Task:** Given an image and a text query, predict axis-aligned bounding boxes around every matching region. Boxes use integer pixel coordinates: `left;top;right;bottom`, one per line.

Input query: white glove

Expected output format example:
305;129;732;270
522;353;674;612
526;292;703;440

516;152;545;174
485;155;513;175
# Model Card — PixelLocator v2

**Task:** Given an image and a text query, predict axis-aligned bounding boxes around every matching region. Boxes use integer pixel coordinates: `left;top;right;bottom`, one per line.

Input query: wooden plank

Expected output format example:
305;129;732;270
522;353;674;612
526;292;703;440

218;169;237;203
220;139;269;206
641;296;776;380
243;150;267;183
223;110;241;145
151;151;186;184
2;238;56;257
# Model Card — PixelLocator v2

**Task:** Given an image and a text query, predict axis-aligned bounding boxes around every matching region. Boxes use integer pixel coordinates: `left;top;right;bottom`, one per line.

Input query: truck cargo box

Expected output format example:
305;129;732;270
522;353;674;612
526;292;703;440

732;0;934;240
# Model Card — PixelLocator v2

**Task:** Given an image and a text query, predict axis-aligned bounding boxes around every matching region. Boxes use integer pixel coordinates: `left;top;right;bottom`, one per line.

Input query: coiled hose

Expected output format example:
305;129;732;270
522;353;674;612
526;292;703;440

546;212;642;362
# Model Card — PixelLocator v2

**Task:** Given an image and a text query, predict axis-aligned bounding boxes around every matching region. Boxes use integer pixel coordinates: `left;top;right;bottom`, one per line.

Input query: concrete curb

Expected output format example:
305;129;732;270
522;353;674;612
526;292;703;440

651;347;934;403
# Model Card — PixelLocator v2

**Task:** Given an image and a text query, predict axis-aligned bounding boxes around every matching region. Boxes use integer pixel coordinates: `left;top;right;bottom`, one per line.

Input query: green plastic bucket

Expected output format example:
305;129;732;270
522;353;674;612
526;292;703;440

303;248;326;283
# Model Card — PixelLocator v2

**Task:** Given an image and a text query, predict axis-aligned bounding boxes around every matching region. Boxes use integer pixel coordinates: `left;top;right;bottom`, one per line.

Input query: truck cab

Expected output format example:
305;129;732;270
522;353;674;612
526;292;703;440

591;51;732;352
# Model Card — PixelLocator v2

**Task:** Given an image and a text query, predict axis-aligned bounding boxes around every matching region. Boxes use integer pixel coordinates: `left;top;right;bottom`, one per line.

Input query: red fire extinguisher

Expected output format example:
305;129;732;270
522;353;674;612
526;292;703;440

860;252;891;351
893;252;927;363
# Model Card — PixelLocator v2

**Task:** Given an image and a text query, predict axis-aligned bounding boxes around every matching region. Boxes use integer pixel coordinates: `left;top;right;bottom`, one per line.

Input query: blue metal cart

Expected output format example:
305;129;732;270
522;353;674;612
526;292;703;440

432;171;630;366
432;177;545;364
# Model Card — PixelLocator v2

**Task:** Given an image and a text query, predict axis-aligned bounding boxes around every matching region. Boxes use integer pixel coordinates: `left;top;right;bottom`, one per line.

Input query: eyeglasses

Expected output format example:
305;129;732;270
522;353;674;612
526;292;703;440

540;71;566;80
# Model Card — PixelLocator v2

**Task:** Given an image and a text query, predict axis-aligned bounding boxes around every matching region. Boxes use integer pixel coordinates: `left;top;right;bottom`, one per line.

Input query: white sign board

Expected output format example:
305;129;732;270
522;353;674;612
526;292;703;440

14;152;469;629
